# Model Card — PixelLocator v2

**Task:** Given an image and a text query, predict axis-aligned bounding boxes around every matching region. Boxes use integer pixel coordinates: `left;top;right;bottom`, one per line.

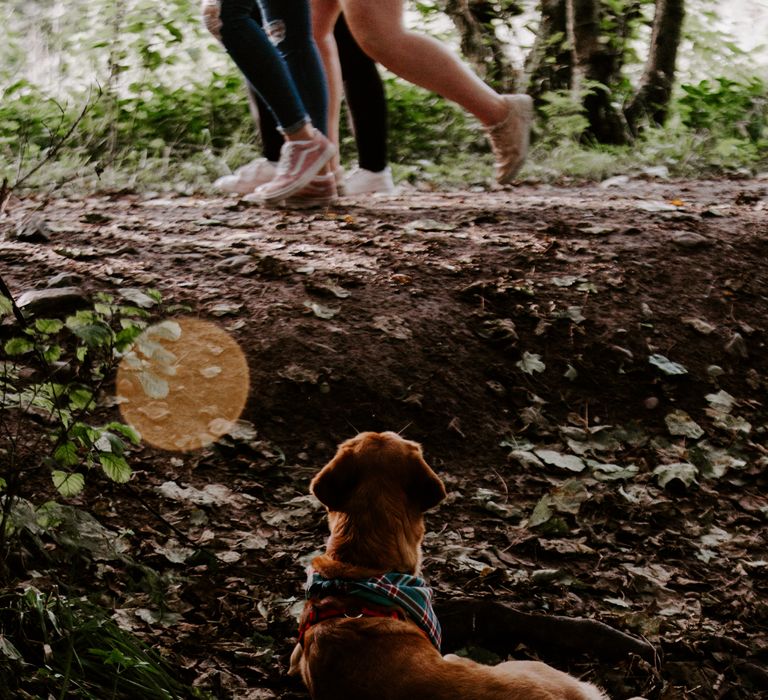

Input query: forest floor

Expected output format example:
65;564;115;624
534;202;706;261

1;176;767;699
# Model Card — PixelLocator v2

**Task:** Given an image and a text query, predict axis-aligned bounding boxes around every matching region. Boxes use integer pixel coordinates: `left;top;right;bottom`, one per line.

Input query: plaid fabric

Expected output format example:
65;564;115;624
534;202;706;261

306;569;442;651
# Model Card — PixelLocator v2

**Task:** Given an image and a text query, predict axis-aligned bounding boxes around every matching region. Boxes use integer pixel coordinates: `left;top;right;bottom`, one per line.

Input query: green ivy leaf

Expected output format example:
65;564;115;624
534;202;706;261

52;470;85;497
99;453;132;483
95;431;125;456
68;387;94;411
43;345;62;363
106;422;142;445
34;318;64;334
66;313;113;347
0;295;13;318
4;337;34;355
54;441;80;467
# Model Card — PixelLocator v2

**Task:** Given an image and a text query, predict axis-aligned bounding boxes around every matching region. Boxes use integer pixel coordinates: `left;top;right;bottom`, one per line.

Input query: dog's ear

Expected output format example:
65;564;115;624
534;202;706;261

409;453;446;511
310;448;357;511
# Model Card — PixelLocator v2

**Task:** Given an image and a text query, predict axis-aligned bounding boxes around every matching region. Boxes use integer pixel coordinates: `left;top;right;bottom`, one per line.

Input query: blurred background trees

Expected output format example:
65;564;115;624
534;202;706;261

0;0;766;189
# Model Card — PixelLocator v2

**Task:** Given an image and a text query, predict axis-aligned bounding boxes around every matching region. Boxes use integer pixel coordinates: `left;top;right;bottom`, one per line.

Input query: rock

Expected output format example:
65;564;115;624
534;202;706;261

215;255;254;271
682;317;716;335
47;272;82;288
16;287;89;318
640;165;670;179
724;332;748;358
599;175;631;188
644;397;659;409
669;231;709;249
11;216;51;243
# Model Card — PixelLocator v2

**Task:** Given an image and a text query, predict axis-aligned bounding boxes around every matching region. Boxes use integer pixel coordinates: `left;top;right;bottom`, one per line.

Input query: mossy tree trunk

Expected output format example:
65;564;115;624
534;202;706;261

566;0;630;144
525;0;573;102
442;0;521;92
624;0;686;134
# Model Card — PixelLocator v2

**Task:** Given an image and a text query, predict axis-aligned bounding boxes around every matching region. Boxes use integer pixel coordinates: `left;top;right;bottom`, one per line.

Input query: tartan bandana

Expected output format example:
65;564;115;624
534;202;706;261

306;569;442;651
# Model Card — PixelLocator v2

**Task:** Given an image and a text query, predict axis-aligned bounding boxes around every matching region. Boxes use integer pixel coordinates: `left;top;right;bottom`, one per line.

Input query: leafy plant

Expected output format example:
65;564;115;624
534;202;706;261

0;586;204;699
678;76;767;142
0;284;156;582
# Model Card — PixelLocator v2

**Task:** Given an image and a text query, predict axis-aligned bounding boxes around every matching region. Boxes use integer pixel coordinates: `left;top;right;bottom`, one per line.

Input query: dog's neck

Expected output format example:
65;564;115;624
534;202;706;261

314;510;424;579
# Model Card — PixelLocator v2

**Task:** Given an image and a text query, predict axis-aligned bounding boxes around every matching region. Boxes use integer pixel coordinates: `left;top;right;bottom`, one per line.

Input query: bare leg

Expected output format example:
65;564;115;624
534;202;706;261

338;0;507;126
311;0;343;170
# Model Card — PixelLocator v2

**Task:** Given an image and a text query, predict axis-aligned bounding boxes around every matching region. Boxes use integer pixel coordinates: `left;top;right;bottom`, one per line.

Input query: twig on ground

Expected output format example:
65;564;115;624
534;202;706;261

435;597;657;663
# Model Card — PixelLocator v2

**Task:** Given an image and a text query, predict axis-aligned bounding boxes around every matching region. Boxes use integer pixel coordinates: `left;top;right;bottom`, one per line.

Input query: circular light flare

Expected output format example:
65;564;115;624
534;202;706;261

116;317;250;452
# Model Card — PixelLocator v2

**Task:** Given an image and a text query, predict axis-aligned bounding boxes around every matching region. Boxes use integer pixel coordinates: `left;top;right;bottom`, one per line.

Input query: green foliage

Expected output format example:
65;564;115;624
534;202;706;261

678;77;767;142
0;290;157;570
0;587;204;698
0;0;766;189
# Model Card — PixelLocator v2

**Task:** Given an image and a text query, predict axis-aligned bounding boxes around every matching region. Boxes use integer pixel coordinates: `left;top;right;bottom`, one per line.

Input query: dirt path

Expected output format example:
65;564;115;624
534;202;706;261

1;179;767;699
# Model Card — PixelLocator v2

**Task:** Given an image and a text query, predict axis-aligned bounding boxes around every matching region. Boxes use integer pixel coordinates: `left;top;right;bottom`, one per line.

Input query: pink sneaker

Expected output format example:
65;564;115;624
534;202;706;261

487;94;533;184
283;172;338;208
252;129;335;203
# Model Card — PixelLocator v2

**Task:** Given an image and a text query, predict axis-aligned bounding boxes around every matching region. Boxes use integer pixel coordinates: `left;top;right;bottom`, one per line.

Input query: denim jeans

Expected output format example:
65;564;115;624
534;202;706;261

219;0;328;135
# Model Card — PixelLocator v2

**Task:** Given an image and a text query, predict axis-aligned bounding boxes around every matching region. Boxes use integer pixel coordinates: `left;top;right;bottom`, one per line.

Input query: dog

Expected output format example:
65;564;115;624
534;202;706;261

289;431;610;699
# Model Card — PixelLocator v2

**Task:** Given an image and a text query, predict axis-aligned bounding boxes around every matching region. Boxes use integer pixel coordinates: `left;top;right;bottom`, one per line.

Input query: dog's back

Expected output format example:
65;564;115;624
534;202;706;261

295;432;610;700
300;616;607;700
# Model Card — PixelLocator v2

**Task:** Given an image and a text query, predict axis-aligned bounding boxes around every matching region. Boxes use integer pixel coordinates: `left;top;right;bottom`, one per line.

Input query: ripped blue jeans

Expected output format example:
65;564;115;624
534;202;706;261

219;0;328;135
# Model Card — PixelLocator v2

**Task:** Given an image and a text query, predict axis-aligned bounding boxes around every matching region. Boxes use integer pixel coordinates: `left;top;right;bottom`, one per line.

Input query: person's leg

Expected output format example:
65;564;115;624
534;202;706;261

257;0;329;135
338;0;506;126
337;0;532;183
245;87;283;162
246;2;283;162
310;0;343;173
203;0;282;191
219;0;335;201
219;0;309;134
334;14;388;173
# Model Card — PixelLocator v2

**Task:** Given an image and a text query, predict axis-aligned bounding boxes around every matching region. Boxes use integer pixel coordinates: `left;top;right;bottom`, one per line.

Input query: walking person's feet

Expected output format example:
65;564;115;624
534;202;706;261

251;129;336;203
487;94;534;184
283;172;338;208
344;166;395;195
214;158;277;194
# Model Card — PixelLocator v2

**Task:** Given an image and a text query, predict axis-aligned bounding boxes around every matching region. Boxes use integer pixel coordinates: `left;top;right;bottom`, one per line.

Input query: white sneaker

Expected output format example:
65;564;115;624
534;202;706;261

343;166;395;196
214;158;277;194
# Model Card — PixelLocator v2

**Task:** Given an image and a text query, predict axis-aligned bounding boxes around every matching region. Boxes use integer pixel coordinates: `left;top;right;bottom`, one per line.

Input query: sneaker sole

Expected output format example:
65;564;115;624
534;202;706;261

259;142;336;203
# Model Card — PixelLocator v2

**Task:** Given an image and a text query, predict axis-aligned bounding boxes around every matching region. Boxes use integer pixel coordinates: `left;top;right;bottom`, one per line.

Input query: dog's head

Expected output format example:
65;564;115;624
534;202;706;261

310;432;446;574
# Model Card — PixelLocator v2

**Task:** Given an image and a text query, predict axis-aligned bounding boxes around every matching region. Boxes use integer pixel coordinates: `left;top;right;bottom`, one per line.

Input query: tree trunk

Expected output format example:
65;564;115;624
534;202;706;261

624;0;685;134
566;0;629;144
525;0;572;102
442;0;520;93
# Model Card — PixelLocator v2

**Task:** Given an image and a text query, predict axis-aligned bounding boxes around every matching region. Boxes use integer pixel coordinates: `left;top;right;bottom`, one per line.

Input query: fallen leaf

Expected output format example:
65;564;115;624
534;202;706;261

372;315;412;340
653;462;698;489
535;449;586;472
304;301;340;319
665;410;704;439
648;354;688;376
516;352;545;375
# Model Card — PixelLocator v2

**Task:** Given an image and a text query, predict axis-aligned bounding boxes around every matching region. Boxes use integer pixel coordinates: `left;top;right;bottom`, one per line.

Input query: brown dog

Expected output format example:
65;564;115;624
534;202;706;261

289;431;609;700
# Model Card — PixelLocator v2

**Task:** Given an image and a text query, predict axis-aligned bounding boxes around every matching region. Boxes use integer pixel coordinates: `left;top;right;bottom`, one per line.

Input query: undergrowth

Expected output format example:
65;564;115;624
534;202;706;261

1;71;766;193
0;587;203;699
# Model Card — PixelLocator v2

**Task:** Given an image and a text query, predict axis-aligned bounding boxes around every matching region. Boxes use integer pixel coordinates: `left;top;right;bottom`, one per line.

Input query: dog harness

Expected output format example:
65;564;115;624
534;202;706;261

301;570;442;651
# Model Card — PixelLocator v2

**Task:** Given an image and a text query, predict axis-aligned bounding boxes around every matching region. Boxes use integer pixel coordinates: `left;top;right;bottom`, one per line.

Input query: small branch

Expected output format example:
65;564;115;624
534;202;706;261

435;597;657;663
14;96;97;192
0;178;9;217
0;275;29;328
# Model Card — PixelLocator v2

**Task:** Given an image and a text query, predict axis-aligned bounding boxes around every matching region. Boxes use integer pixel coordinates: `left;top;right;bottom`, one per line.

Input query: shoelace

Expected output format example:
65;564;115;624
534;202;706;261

275;142;300;176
